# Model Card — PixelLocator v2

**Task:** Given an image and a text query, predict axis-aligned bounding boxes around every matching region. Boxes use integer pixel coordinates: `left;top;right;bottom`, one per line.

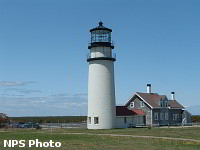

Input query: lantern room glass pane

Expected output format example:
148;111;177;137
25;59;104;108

91;30;111;43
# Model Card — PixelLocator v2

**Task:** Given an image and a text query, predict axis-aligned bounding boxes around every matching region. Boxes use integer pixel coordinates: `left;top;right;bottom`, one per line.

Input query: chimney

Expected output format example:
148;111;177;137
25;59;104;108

171;92;175;100
147;84;151;94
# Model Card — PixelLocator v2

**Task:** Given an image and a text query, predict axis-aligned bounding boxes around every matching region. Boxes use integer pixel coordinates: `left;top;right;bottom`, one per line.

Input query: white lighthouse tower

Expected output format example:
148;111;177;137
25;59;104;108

87;22;116;129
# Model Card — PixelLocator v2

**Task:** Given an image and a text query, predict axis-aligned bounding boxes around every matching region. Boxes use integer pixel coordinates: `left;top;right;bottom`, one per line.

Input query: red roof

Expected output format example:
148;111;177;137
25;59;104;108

124;92;185;109
136;92;166;108
168;100;185;109
116;106;144;116
132;109;145;115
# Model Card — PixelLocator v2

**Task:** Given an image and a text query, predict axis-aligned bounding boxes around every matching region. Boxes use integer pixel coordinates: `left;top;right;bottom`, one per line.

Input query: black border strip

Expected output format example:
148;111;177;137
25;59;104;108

87;57;116;62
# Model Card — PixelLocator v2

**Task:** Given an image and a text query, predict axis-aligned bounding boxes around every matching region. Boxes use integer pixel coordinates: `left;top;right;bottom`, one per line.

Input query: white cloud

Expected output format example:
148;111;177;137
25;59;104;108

0;93;88;117
73;93;88;97
1;89;42;98
30;101;46;104
0;81;37;87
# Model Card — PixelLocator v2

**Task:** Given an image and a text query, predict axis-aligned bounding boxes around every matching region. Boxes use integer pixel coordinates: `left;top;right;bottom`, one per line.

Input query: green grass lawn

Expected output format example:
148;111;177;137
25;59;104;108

47;126;200;140
0;127;200;150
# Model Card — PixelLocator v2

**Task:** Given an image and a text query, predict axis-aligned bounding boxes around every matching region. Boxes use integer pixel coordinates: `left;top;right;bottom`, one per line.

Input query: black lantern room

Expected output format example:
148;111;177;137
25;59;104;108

88;21;114;49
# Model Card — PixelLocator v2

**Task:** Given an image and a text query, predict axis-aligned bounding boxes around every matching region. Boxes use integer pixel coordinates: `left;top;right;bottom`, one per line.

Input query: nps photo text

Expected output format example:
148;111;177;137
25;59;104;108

4;139;62;148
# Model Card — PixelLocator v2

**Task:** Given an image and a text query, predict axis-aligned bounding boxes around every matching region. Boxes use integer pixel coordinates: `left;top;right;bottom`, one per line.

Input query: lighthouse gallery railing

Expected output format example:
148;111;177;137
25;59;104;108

87;52;116;60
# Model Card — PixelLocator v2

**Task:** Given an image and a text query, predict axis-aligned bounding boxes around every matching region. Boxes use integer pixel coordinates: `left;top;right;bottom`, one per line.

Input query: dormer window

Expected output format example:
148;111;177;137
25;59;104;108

160;101;163;107
130;102;134;108
165;101;168;107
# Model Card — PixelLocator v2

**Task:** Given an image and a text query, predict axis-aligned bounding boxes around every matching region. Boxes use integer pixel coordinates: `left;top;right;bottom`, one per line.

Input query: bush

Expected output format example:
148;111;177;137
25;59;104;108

192;116;200;123
0;113;9;128
147;126;151;129
36;125;42;129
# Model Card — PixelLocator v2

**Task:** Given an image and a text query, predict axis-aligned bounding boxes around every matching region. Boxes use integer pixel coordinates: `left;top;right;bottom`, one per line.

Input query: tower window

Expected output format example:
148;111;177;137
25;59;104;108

94;117;99;125
88;117;91;124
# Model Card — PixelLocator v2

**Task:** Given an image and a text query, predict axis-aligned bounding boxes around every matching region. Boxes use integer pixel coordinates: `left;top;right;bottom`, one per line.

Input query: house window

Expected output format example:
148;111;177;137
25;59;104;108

165;101;168;107
176;114;179;119
173;114;176;120
160;101;163;107
160;113;164;120
130;102;134;108
173;114;179;120
141;101;144;107
165;113;168;120
155;113;158;120
124;117;127;123
94;117;99;125
88;117;91;124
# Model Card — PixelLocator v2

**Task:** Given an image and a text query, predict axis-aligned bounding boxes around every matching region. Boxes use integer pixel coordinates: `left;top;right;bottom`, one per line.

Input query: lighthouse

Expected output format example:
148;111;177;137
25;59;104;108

87;22;116;129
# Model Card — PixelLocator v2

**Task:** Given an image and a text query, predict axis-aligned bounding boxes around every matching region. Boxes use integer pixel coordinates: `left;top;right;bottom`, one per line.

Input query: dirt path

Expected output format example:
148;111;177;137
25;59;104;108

63;133;200;143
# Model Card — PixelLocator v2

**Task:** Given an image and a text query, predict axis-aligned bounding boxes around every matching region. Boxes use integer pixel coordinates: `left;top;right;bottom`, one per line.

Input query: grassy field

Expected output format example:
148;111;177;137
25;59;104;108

0;127;200;150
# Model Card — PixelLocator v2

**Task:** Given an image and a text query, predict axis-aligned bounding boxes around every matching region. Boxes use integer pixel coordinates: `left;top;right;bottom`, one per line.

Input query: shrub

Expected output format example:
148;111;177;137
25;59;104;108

192;115;200;123
0;113;9;128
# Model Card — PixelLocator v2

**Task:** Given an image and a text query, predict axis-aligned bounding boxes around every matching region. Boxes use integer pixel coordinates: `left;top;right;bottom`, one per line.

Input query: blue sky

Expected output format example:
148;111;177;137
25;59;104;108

0;0;200;116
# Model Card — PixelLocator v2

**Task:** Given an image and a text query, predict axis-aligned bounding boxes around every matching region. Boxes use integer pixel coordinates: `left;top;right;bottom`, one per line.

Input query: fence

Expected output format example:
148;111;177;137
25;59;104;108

39;123;87;129
130;122;200;128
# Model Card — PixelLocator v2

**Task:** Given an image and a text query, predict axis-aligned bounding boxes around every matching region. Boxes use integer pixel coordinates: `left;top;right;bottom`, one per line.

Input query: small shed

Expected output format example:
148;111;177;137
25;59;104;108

116;106;145;128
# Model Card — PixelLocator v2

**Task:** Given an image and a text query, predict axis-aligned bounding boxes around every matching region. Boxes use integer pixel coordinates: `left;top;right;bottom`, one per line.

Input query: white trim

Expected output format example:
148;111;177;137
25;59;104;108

124;94;136;106
169;108;184;110
124;93;170;110
135;93;153;109
151;109;153;125
124;93;158;109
